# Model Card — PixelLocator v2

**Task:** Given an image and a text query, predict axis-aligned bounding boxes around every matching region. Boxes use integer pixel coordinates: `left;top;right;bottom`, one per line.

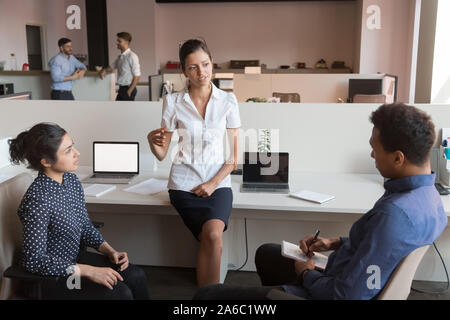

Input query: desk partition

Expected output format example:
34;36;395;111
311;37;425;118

1;100;449;173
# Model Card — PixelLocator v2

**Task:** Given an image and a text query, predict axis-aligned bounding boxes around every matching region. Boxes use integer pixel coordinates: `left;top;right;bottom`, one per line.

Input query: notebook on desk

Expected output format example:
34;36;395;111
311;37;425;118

289;190;335;204
83;184;116;197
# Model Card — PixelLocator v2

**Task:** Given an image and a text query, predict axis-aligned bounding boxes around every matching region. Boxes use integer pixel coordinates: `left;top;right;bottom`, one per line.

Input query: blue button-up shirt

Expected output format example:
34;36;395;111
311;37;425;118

48;53;86;91
284;174;448;300
18;172;105;276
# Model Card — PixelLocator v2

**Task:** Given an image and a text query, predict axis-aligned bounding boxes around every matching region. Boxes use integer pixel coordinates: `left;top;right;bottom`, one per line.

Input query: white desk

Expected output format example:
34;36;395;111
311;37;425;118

2;165;449;282
78;168;385;211
77;167;386;283
75;166;450;216
6;165;450;215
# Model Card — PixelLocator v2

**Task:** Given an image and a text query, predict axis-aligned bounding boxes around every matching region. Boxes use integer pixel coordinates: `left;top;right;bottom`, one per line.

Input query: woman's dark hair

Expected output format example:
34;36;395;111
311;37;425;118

179;38;212;71
8;123;67;172
370;103;436;166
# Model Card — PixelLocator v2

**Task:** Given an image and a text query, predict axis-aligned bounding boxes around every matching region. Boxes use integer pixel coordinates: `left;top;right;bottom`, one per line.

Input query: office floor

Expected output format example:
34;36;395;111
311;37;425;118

141;266;450;300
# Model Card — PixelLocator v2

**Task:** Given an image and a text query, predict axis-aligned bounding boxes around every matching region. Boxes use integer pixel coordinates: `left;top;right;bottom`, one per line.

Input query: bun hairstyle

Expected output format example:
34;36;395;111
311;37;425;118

179;38;212;72
8;123;67;172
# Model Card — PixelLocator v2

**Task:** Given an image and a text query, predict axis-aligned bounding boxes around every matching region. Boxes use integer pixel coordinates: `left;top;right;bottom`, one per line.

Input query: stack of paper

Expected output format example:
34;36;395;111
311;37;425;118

84;184;116;197
289;190;335;204
124;178;168;195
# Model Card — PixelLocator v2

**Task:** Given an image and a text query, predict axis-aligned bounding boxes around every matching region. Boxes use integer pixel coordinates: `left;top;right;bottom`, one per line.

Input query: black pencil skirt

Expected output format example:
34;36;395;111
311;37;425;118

169;187;233;241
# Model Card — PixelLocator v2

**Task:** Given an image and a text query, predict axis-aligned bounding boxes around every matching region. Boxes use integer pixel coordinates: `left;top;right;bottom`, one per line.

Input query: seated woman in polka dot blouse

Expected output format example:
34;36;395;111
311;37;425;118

8;123;149;300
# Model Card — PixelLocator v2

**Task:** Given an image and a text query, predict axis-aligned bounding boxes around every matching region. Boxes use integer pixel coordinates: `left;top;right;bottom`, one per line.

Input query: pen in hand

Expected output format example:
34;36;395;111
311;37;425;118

307;229;320;257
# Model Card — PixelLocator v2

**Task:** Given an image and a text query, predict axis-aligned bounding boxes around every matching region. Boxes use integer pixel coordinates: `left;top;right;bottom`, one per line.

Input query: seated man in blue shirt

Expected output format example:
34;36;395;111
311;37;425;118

194;103;448;300
48;38;86;100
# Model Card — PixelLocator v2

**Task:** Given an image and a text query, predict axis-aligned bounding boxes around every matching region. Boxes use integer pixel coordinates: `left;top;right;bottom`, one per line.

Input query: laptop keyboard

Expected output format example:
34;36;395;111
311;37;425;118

242;184;289;189
92;174;134;179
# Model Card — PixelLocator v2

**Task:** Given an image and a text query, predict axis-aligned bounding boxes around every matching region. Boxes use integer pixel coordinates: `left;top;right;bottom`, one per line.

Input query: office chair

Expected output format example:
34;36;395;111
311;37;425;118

3;221;104;300
272;92;301;103
0;172;104;300
266;245;431;300
352;94;386;103
377;245;430;300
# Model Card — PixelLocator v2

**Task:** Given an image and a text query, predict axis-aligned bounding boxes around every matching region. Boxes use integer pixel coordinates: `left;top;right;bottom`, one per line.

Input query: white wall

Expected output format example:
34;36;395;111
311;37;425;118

154;1;357;71
430;0;450;104
104;0;358;77
415;0;438;103
358;0;417;103
0;137;11;169
1;0;433;104
407;0;421;103
63;0;88;58
414;0;450;104
0;0;50;69
0;0;157;77
352;0;364;74
0;0;88;71
106;0;157;78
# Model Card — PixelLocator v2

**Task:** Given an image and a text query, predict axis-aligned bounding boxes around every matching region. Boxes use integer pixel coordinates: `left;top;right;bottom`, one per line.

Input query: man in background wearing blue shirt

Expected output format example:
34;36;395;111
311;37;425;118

194;103;448;300
48;38;86;100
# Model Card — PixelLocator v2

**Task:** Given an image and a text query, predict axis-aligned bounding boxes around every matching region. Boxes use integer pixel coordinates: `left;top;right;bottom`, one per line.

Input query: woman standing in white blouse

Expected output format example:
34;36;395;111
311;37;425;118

148;39;241;287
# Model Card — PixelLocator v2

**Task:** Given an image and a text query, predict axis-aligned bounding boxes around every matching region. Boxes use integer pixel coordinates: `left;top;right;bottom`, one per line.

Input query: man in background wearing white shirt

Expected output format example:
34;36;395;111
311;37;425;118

100;32;141;101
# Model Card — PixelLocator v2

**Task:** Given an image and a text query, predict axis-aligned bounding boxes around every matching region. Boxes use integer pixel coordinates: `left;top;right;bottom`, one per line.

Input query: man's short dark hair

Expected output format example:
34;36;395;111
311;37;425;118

117;32;132;42
370;103;436;166
58;38;71;47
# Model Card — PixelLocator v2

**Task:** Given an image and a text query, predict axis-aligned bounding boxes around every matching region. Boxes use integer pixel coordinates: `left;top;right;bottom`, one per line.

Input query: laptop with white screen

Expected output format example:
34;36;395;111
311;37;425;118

82;141;139;184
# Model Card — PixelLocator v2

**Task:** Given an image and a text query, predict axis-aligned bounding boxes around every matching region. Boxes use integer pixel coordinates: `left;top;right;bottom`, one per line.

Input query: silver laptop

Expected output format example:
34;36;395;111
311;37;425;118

82;141;139;184
240;152;289;194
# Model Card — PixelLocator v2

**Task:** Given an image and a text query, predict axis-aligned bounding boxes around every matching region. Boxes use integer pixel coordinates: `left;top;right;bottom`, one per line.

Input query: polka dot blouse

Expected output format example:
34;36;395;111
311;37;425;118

17;172;105;276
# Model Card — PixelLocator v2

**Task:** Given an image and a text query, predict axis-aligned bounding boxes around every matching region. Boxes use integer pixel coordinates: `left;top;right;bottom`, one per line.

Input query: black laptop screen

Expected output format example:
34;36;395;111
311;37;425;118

243;152;289;183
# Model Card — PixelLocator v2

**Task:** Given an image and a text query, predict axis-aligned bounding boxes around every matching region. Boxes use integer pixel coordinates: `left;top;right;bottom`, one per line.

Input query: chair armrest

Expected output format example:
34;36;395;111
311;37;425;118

3;266;60;282
92;221;104;229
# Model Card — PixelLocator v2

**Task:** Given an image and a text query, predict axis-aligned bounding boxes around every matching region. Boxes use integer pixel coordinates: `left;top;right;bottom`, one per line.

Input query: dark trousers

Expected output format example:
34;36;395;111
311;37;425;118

116;85;137;101
41;251;150;300
193;243;306;300
51;90;75;100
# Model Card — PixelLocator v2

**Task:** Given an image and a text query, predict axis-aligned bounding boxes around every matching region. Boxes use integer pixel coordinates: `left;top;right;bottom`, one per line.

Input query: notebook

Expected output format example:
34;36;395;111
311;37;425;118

123;178;168;195
289;190;335;204
281;240;328;271
83;184;116;197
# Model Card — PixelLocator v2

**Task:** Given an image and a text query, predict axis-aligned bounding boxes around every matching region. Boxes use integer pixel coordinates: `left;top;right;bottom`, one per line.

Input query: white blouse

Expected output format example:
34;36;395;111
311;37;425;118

161;83;241;192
